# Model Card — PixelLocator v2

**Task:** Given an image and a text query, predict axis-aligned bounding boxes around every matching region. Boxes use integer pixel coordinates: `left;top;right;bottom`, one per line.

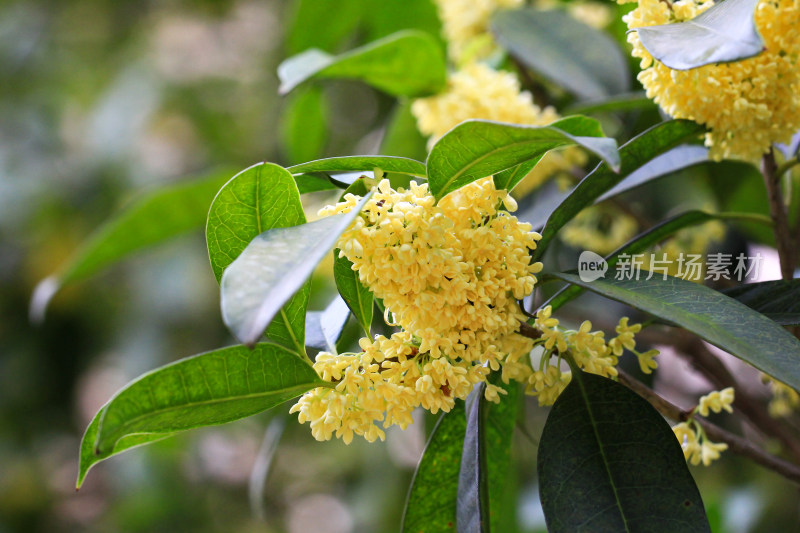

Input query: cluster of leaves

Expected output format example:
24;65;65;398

34;0;800;531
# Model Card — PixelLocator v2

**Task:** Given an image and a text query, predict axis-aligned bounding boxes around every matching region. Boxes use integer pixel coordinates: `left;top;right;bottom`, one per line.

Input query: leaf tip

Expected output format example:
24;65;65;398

29;276;60;325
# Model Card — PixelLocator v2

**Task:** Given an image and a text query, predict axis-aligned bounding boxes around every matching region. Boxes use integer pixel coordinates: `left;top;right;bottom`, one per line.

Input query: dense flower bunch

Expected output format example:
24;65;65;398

291;177;543;443
621;0;800;162
434;0;524;62
411;62;586;194
672;387;735;466
529;307;658;405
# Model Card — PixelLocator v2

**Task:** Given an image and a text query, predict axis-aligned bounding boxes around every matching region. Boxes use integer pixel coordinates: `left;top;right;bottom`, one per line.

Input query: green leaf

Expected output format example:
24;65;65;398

77;407;175;489
281;86;329;165
565;92;657;115
364;0;442;43
91;343;324;459
722;280;800;326
30;168;235;322
635;0;764;70
294;173;339;194
285;0;364;54
545;273;800;391
278;30;447;97
534;120;706;260
288;155;427;178
492;8;630;100
334;253;373;336
220;193;373;346
538;371;710;532
458;377;521;533
427;116;620;201
206;162;309;354
402;403;466;533
493;159;539;193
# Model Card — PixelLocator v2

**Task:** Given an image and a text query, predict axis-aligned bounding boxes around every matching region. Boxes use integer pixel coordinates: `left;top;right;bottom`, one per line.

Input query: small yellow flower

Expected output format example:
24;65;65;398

762;374;800;417
635;348;659;375
697;387;735;417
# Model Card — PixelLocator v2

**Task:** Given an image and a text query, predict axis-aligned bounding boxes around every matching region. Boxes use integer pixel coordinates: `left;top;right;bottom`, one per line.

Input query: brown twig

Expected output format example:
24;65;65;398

638;327;800;462
762;149;796;279
618;370;800;485
516;321;800;482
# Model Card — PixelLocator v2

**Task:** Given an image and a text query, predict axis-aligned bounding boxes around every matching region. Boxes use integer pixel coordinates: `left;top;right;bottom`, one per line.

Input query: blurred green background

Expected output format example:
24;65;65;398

1;1;798;532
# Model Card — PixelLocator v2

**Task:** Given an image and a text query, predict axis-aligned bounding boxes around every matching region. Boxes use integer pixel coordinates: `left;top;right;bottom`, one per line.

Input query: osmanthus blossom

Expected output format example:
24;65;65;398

291;178;656;444
411;62;587;195
622;0;800;163
672;387;735;466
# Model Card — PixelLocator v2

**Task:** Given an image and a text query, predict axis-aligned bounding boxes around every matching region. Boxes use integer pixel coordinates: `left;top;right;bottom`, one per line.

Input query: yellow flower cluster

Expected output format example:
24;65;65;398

622;0;800;162
411;62;586;195
560;205;639;255
528;306;657;405
762;374;800;417
292;177;543;442
672;387;735;466
433;0;524;62
672;422;728;466
290;331;486;443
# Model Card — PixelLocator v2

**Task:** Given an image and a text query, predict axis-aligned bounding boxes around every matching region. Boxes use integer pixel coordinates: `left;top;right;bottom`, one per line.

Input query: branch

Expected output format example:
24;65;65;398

644;328;800;462
618;370;800;485
762;149;796;279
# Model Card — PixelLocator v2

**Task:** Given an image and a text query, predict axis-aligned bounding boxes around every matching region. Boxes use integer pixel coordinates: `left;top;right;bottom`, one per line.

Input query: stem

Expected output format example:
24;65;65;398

776;157;800;180
639;328;800;462
618;371;800;485
762;150;796;279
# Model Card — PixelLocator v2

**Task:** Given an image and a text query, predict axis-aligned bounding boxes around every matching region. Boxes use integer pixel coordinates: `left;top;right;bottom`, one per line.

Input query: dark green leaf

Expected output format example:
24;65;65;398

380;101;429;161
534;120;706;260
206;162;309;354
635;0;764;70
30;168;235;322
457;385;489;533
91;343;325;458
334;253;373;335
427;116;620;201
545;210;718;311
278;30;447;97
492;8;629;100
364;0;442;43
281;87;329;165
305;296;351;352
77;407;175;489
288;155;427;178
545;273;800;390
596;145;710;202
539;371;709;532
458;377;521;533
402;403;466;533
294;173;339;194
722;280;800;326
220;194;372;346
